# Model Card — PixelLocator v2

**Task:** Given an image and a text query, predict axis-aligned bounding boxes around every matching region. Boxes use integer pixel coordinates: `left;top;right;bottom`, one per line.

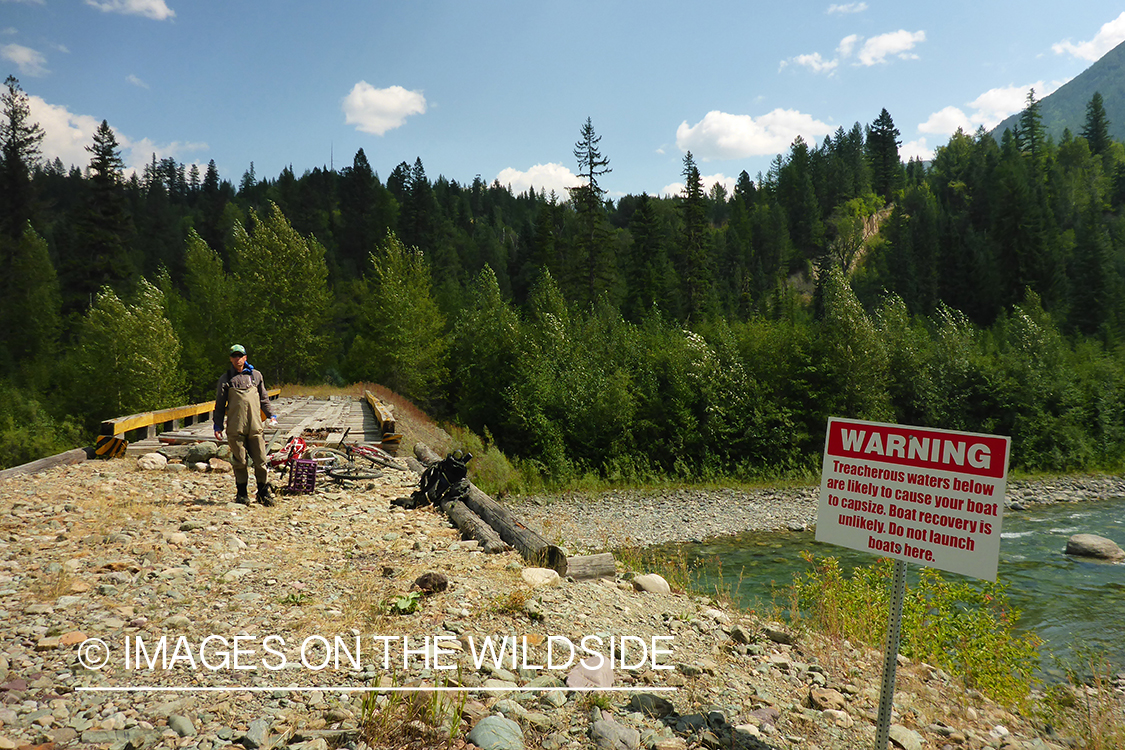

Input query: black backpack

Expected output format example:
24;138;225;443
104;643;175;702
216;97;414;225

398;450;472;509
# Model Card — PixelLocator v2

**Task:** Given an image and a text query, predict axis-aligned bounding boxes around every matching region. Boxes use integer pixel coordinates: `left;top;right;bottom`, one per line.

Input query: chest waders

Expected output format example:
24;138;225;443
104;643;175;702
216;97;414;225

227;385;268;489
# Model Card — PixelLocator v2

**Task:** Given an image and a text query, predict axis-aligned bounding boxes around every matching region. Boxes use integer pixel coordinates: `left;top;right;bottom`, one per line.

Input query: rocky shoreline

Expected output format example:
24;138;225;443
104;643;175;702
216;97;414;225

0;458;1119;750
508;474;1125;552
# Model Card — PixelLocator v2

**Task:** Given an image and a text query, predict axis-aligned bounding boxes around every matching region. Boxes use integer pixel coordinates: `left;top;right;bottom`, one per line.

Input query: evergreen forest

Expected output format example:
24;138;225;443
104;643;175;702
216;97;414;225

4;75;1125;483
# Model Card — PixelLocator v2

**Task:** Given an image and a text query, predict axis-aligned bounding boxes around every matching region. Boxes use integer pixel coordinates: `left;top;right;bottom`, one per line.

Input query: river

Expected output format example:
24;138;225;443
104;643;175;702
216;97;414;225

659;496;1125;680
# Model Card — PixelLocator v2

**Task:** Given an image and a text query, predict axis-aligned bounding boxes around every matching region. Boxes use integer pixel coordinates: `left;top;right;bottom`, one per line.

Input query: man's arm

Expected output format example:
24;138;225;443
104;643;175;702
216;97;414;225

213;375;228;439
256;372;277;425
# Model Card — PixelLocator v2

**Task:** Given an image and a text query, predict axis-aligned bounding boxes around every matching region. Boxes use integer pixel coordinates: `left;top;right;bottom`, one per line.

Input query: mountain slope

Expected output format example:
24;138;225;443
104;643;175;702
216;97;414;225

992;39;1125;143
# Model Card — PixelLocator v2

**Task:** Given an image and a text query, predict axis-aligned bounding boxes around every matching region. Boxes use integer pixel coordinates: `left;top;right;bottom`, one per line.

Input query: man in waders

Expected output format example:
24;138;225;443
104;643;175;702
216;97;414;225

214;344;279;505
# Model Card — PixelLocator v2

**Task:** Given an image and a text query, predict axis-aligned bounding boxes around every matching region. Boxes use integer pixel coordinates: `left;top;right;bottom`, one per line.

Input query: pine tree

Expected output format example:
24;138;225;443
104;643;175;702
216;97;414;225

1018;89;1046;175
0;76;45;240
71;120;135;308
866;108;902;201
1081;91;1111;157
678;152;712;321
568;117;614;305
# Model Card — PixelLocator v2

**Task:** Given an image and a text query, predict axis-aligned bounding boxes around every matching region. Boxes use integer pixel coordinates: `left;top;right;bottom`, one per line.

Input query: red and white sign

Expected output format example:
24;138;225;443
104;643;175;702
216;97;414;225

816;418;1011;581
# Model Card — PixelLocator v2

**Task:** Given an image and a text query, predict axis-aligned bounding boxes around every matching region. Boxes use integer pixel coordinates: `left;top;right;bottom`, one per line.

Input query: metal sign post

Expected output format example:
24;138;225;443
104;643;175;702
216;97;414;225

873;558;907;750
814;418;1012;750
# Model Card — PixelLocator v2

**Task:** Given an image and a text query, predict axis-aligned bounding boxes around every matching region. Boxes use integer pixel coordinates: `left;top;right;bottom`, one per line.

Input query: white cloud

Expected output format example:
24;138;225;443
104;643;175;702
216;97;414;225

837;34;859;58
827;3;867;14
84;0;175;21
855;30;925;66
342;82;426;136
785;30;923;75
918;80;1068;137
1052;11;1125;61
676;109;834;161
126;74;149;89
900;138;934;162
786;52;838;74
918;105;975;135
495;163;579;196
1;43;48;76
659;172;737;199
28;94;206;174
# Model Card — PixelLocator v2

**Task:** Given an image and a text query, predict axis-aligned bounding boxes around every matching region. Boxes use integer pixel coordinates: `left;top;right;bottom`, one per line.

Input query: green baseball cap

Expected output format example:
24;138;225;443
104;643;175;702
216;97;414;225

229;344;246;356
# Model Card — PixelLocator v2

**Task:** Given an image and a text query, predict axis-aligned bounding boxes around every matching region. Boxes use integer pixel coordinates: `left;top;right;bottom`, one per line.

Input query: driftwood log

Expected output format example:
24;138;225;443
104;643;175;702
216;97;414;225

415;442;569;575
0;448;89;483
442;498;509;554
564;553;616;580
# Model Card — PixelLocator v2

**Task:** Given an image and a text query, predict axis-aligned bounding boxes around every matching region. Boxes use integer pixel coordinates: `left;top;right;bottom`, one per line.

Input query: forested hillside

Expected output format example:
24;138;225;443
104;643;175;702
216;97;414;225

4;74;1125;481
992;39;1125;145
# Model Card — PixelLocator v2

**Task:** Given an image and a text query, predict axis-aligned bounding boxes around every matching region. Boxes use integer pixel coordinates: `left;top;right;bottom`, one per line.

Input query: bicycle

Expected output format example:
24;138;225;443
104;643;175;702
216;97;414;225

325;428;407;481
266;436;340;478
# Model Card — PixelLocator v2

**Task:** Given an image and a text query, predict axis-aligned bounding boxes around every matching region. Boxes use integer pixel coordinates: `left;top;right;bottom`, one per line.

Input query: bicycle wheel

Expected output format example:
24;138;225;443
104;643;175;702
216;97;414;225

308;447;345;471
355;446;409;472
327;464;382;481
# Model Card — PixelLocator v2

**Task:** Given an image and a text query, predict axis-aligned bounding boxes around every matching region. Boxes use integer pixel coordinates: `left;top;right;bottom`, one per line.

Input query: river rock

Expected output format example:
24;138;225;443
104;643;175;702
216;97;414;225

632;573;671;594
809;686;846;711
238;718;271;749
566;657;614;688
591;714;640;750
167;714;195;737
628;693;675;718
184;442;218;464
466;715;524;750
521;567;560;588
1065;534;1125;561
137;453;167;470
889;724;923;750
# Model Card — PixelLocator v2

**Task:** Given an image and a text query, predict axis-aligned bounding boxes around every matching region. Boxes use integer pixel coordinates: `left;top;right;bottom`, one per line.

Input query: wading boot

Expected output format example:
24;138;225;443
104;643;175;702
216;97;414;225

257;484;275;507
235;483;250;505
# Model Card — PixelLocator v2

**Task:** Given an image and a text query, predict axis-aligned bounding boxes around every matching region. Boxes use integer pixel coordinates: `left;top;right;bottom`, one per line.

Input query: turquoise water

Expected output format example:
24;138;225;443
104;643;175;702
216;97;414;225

658;497;1125;679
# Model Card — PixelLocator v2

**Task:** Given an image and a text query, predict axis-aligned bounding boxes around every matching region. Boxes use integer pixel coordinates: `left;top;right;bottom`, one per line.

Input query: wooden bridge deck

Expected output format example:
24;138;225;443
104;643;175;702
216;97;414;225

124;395;385;456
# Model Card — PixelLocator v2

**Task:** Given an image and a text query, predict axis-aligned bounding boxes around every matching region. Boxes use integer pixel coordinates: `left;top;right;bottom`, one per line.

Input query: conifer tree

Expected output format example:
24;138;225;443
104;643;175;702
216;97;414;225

568;117;614;305
71;120;135;308
0;76;45;240
1081;91;1111;157
678;152;712;321
866;108;902;201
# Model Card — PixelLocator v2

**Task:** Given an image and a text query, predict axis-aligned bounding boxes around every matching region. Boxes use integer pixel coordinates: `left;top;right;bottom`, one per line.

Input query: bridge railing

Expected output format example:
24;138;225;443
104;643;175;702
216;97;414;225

99;389;282;442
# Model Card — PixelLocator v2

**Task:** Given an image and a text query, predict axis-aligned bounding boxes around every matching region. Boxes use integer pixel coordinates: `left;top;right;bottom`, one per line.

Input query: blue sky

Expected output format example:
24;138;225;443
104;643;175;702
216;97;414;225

3;1;1124;199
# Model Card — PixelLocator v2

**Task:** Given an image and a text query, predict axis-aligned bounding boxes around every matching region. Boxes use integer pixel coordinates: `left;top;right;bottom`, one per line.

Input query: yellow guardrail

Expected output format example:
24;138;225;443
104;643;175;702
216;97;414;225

363;390;399;442
100;389;281;438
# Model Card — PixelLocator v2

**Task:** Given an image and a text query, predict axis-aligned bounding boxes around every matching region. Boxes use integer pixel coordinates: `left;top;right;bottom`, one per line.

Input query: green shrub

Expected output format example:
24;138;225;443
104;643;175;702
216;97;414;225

789;553;1040;707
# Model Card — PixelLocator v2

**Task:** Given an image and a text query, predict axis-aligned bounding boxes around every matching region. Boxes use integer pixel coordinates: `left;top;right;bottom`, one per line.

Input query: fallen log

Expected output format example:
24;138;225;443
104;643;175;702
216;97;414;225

415;442;568;575
0;448;89;482
442;498;509;554
564;553;616;580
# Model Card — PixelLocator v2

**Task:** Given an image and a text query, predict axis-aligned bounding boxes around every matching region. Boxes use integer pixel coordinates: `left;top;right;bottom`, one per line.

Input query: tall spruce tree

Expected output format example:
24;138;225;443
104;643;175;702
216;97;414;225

1081;91;1111;157
867;108;902;201
568;117;614;305
71;120;135;308
0;76;45;240
679;152;712;321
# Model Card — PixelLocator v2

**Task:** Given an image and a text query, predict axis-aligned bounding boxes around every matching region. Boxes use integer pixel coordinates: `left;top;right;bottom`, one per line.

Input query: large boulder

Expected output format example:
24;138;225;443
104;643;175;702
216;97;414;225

1065;534;1125;561
632;573;671;594
136;453;167;471
184;442;219;464
466;715;524;750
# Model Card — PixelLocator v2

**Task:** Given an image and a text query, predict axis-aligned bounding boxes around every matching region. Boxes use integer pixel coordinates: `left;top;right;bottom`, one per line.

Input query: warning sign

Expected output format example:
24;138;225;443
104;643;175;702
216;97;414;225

816;418;1010;581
